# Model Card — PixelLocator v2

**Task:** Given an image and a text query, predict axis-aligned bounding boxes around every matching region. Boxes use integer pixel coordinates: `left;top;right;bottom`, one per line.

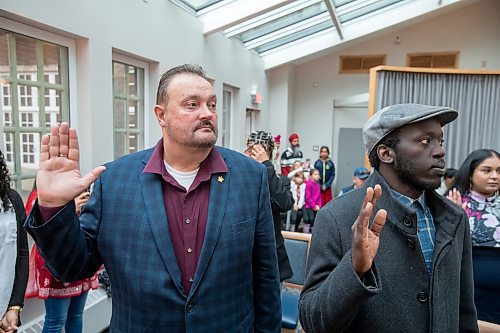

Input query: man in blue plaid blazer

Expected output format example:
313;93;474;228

25;64;281;332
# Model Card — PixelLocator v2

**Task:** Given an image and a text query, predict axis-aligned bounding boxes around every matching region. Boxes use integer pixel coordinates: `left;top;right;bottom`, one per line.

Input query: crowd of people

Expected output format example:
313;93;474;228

0;64;499;332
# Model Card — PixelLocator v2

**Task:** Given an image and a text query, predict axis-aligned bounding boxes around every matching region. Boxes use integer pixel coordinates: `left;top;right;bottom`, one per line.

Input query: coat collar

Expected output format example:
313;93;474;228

363;170;464;239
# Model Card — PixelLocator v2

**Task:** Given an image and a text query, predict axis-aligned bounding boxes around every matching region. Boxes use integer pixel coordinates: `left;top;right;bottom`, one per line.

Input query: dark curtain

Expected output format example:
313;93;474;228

375;71;500;168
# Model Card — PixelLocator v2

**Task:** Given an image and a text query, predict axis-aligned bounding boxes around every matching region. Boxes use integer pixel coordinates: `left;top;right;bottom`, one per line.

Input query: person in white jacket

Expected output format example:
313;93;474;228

290;171;306;232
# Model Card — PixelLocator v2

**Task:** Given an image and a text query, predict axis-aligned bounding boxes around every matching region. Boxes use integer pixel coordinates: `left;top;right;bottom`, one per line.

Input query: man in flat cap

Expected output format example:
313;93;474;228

299;104;478;332
280;133;303;176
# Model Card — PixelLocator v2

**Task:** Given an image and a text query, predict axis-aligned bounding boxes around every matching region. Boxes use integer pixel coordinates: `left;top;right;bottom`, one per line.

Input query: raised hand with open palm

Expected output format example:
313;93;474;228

36;123;106;208
351;185;387;276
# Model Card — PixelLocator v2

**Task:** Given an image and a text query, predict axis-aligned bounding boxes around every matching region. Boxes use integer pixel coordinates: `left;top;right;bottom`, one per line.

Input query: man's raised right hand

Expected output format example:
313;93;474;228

36;122;106;208
351;185;387;277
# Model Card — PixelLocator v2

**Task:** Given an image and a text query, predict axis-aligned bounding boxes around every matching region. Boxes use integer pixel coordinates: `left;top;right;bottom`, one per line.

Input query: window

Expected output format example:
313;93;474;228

245;108;259;140
44;73;59;84
3;112;12;127
4;133;13;162
19;86;34;107
45;113;52;127
2;84;11;107
0;27;70;195
45;86;60;109
407;52;459;68
221;86;233;148
112;57;145;159
20;112;34;127
340;54;386;74
21;133;36;164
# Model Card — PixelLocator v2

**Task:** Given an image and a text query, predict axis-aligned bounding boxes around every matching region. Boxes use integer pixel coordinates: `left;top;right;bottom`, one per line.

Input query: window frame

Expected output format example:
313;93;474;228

0;17;76;195
339;54;386;74
111;53;149;159
221;85;234;149
406;51;459;69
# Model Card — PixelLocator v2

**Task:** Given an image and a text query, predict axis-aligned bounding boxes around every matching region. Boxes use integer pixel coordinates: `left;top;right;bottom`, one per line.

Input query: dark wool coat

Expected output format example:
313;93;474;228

299;170;478;333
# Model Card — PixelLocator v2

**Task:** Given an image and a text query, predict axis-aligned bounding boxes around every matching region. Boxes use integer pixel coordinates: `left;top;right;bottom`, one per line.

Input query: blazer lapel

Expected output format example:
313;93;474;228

189;171;229;296
139;169;186;297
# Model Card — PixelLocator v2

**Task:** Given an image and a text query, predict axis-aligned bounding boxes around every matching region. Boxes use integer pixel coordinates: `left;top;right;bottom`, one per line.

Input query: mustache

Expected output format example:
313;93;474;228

432;160;446;169
194;120;215;131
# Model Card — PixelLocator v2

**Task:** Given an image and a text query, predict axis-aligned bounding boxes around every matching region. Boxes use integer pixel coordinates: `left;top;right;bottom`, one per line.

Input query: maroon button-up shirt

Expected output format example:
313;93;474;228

143;140;227;293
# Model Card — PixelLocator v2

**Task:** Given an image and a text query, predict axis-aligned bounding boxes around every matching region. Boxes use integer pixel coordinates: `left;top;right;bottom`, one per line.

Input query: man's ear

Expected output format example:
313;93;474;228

154;105;167;127
377;145;394;164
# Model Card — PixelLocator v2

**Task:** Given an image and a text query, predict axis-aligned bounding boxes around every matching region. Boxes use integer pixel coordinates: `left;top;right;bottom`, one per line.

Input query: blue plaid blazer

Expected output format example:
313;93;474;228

26;146;281;333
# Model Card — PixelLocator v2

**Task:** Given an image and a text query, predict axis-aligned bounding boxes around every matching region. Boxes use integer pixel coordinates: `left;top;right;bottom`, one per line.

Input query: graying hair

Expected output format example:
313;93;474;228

156;64;207;105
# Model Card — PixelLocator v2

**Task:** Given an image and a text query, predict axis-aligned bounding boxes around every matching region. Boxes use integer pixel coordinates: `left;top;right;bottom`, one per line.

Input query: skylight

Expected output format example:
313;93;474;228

170;0;470;69
177;0;223;11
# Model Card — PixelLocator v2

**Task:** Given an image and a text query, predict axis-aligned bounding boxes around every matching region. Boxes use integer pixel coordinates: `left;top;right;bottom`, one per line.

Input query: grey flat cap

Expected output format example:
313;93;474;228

362;103;458;154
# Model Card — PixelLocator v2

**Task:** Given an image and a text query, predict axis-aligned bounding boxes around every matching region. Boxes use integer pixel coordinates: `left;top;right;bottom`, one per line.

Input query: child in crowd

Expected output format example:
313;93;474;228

314;146;336;205
303;168;322;233
287;160;304;179
290;171;306;232
303;159;312;179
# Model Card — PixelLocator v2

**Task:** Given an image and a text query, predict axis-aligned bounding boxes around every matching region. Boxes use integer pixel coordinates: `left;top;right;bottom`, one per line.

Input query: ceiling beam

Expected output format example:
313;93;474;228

200;0;296;36
323;0;343;40
224;0;321;38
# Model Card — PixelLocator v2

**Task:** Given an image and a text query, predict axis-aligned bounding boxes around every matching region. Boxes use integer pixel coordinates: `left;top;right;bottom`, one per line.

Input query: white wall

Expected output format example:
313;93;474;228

269;0;500;189
1;0;268;173
267;65;296;143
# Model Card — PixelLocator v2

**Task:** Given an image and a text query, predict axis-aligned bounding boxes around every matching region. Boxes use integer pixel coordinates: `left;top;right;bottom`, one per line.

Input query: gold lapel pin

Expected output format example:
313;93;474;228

218;176;224;183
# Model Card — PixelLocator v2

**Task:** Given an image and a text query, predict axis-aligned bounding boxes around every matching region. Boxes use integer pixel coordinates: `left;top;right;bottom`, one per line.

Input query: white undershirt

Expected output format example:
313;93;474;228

164;161;199;191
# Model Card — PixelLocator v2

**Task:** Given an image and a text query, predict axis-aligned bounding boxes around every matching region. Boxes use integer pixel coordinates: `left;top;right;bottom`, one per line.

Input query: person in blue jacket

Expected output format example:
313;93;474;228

24;64;281;333
314;146;335;205
338;166;371;196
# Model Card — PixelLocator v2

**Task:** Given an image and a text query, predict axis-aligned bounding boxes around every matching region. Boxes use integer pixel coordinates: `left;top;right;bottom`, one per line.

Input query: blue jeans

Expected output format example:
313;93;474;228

42;292;89;333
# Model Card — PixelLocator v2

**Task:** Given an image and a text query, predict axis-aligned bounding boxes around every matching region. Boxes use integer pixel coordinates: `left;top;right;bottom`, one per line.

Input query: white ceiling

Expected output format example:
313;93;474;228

172;0;476;69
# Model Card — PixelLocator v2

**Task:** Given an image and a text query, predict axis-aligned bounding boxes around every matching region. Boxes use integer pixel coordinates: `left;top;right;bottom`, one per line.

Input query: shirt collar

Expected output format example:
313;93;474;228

469;190;498;203
390;188;427;210
143;139;228;177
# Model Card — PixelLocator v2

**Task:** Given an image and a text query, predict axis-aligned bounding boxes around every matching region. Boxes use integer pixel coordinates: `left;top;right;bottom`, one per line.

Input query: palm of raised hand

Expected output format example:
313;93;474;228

37;159;84;206
351;185;387;276
36;123;105;207
447;188;467;210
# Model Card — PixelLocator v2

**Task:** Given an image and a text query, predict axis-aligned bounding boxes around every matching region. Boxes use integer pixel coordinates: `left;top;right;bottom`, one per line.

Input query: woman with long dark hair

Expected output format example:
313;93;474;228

446;149;500;325
0;150;29;332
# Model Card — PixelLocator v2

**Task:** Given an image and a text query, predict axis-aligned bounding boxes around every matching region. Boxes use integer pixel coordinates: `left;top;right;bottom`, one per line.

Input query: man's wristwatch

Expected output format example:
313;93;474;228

7;306;22;312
